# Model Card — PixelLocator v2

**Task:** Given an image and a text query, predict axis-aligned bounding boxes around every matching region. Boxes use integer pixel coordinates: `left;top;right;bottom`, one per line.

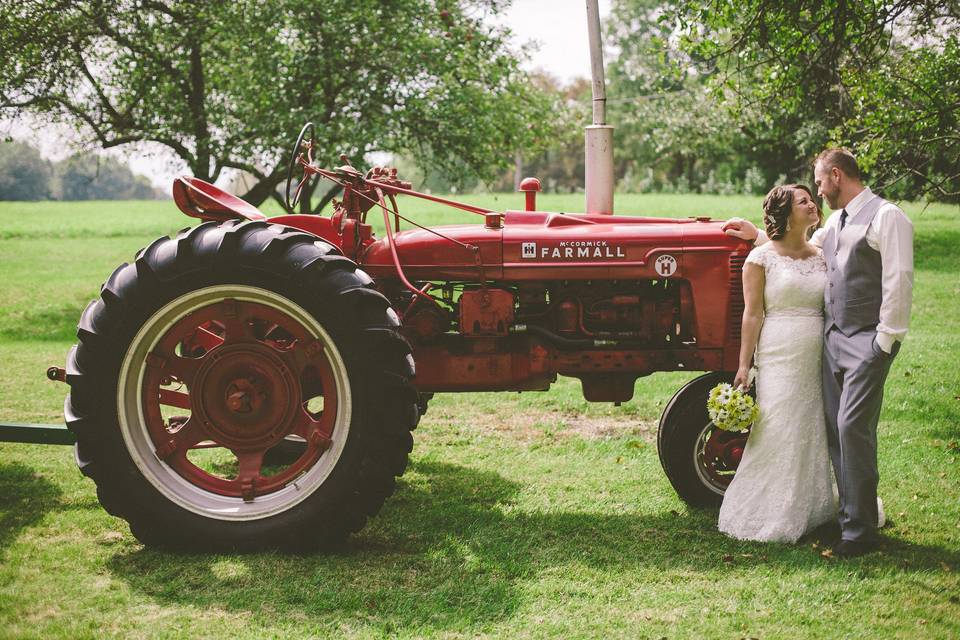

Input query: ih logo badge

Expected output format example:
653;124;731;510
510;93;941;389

521;242;537;259
655;254;678;277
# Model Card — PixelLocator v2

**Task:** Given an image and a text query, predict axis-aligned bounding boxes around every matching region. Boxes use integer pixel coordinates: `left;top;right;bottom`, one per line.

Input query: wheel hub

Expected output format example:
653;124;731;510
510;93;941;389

695;424;749;493
192;342;301;451
225;377;263;414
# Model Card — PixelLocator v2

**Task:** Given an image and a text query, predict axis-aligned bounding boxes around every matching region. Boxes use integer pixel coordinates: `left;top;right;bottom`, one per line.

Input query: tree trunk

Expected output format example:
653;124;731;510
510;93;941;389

513;150;522;191
317;184;343;213
240;175;283;207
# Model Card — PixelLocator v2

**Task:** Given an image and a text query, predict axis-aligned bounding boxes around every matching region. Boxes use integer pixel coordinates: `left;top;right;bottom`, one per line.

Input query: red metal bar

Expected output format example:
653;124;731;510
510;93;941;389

375;187;442;312
307;164;493;219
367;180;494;216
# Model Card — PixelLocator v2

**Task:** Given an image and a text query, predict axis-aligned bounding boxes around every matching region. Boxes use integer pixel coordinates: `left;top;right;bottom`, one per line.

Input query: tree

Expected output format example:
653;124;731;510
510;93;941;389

492;73;589;194
605;0;836;194
0;140;52;200
671;0;960;201
55;152;157;200
0;0;559;209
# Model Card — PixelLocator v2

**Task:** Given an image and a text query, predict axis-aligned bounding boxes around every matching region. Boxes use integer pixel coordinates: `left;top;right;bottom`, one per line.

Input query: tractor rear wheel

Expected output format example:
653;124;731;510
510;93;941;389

64;220;419;551
657;372;750;508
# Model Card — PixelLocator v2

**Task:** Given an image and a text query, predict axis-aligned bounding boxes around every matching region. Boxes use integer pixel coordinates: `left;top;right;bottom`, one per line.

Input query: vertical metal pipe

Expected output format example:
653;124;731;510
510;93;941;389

586;0;606;126
585;0;614;215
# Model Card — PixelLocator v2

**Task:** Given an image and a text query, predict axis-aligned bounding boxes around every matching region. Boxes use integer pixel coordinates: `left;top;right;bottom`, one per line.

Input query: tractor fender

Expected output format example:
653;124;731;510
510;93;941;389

268;214;344;251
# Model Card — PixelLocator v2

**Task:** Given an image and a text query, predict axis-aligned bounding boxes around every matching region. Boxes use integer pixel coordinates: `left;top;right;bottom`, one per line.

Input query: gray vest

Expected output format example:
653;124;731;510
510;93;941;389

822;195;885;336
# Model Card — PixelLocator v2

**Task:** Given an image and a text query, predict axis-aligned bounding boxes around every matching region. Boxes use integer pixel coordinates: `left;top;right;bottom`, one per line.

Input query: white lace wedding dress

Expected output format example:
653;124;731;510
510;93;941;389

718;243;838;543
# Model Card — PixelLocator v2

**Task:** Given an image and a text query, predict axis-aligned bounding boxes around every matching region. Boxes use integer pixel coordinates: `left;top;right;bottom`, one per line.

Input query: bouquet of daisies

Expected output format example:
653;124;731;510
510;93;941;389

707;383;758;432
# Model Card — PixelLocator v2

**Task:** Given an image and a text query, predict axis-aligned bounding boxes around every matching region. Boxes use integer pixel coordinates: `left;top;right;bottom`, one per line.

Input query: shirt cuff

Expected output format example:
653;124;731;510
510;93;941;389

876;332;897;354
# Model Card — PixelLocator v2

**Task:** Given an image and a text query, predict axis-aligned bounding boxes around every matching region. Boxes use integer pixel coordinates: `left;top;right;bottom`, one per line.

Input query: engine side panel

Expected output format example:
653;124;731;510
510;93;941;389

358;210;750;402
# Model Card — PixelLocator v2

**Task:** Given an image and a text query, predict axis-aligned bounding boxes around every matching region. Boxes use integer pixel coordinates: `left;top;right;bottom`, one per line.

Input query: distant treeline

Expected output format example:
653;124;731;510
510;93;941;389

0;141;162;201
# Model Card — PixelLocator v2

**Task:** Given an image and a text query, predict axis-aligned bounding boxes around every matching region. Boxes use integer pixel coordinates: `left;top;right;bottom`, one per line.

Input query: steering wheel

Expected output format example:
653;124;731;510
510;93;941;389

284;122;316;213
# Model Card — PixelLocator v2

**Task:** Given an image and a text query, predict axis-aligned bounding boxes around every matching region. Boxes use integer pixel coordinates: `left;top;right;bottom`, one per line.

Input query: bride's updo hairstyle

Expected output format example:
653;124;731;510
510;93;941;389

761;184;822;240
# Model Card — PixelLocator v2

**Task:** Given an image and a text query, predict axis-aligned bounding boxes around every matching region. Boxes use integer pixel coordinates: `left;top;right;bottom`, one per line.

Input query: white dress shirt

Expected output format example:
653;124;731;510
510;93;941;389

755;187;914;352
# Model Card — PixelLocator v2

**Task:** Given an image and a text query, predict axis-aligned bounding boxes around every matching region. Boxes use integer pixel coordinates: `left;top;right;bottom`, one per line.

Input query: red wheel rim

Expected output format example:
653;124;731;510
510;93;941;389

140;297;338;500
698;426;749;491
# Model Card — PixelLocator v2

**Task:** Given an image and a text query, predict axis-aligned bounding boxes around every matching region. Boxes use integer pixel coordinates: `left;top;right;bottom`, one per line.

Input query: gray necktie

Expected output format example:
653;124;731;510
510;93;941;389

839;209;848;230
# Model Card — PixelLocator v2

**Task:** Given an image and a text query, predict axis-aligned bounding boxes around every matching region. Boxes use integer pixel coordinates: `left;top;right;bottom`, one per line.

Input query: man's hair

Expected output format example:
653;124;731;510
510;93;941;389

816;148;861;180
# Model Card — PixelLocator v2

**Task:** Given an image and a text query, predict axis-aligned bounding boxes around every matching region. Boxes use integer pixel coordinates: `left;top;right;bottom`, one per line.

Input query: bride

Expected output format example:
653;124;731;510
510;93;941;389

718;184;838;543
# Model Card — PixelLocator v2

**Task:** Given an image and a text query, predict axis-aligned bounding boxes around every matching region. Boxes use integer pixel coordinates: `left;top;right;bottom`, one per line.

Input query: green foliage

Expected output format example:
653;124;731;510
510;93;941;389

55;152;157;200
670;0;960;201
0;0;561;206
0;140;52;200
0;141;158;201
850;35;960;201
484;74;590;194
604;0;812;196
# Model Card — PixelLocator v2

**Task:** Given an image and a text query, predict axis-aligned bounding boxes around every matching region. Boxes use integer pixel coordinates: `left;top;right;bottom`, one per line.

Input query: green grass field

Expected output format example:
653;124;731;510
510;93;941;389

0;193;958;639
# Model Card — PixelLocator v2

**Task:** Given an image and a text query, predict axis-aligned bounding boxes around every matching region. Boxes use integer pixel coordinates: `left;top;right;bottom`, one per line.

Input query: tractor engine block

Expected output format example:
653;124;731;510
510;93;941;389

399;278;705;403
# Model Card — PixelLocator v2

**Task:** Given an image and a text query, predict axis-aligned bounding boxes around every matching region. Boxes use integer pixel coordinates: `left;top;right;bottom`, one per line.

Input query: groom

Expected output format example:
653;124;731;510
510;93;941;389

724;148;914;557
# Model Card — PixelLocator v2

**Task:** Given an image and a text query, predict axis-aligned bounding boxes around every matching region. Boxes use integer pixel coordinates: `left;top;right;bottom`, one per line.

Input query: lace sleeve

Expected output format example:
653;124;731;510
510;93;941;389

744;245;769;269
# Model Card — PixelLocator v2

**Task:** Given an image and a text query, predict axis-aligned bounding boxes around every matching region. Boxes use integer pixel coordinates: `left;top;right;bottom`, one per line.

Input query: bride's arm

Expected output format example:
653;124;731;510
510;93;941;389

734;263;765;389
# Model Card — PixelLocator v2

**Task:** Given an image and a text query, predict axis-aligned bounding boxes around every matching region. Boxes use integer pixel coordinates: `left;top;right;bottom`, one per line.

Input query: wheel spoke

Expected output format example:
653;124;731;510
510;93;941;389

166;354;201;386
235;449;265;501
158;388;192;409
191;325;224;351
291;408;333;450
289;338;327;379
155;418;208;460
219;299;252;343
290;409;314;439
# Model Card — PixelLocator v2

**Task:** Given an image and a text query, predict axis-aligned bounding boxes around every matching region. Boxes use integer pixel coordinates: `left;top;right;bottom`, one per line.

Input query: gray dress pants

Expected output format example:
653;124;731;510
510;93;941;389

822;326;899;543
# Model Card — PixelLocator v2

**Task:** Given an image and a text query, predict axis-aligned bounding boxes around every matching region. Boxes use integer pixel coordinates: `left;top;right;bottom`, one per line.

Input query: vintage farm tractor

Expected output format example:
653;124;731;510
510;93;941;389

37;4;754;550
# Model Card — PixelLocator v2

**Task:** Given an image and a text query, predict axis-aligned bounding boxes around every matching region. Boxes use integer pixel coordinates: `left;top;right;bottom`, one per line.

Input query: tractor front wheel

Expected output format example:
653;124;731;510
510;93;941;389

65;220;418;551
657;372;750;508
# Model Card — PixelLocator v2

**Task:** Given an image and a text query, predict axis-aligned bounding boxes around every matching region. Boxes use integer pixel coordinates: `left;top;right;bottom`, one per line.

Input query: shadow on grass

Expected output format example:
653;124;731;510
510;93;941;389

0;462;62;550
914;229;960;272
106;459;960;633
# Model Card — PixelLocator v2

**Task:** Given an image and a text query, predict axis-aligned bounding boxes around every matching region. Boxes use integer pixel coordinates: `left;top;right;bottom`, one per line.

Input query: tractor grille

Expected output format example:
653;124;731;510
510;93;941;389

728;253;746;339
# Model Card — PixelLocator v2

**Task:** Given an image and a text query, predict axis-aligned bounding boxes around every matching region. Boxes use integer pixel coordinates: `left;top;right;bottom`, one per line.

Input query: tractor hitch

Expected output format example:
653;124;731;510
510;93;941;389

0;367;75;444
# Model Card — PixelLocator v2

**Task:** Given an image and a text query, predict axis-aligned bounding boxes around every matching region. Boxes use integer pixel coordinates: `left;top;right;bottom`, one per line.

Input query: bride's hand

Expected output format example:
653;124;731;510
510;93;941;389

734;366;752;390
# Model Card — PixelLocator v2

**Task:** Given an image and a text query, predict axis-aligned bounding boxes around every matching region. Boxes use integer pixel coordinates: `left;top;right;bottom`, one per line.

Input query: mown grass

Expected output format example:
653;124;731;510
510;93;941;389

0;193;958;639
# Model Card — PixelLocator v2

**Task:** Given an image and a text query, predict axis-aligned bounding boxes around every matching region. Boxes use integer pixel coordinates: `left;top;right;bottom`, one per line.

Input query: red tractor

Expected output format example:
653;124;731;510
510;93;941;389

57;121;752;550
54;5;753;549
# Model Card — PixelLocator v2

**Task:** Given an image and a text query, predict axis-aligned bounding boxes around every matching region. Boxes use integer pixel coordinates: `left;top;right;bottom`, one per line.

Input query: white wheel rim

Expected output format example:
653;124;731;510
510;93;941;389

693;422;731;496
117;285;352;521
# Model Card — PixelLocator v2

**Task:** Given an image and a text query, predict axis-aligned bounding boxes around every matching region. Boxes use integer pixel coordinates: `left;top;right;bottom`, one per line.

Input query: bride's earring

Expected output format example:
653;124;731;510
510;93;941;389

786;221;792;232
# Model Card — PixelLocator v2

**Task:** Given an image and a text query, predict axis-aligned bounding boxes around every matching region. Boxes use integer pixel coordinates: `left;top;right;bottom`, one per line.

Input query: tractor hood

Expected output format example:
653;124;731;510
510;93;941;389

360;210;749;282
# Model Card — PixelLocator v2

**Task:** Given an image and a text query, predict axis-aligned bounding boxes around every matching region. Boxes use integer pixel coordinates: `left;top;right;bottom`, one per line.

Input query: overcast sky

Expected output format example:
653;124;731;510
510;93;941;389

496;0;613;82
4;0;613;189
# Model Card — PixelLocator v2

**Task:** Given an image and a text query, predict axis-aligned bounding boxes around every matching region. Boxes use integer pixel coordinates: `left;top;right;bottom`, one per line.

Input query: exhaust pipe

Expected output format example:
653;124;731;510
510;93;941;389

585;0;614;215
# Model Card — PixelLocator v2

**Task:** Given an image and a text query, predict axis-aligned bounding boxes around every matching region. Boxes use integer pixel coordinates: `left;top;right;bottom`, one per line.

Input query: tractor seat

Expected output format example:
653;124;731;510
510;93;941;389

172;176;267;223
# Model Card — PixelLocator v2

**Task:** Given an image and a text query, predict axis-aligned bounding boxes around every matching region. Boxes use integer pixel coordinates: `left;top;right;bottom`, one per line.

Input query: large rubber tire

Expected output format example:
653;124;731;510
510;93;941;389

64;220;419;551
417;392;433;418
657;371;740;508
